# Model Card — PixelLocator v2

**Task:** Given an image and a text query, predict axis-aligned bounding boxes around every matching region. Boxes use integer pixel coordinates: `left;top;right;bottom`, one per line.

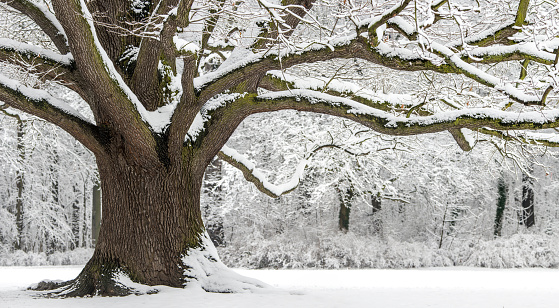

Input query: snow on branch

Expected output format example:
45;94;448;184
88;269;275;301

193;47;263;90
465;43;556;65
430;42;542;105
0;0;69;54
0;38;79;93
477;128;559;148
218;145;307;198
256;89;559;135
359;0;412;38
445;22;517;48
0;73;104;154
219;141;373;198
0;38;73;66
265;70;415;109
0;73;89;122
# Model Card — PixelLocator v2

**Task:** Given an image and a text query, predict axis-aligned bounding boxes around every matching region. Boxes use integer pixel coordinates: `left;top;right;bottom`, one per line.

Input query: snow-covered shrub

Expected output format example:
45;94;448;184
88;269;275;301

458;234;559;268
218;232;456;269
0;249;48;266
0;248;93;266
46;248;94;265
218;231;559;269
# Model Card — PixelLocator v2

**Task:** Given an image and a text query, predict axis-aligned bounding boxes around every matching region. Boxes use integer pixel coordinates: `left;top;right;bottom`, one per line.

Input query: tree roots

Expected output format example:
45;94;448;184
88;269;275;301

27;233;270;297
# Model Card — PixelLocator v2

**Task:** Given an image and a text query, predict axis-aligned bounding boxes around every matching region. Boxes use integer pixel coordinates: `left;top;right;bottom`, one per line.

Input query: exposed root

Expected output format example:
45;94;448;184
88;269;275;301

28;260;158;297
27;232;272;297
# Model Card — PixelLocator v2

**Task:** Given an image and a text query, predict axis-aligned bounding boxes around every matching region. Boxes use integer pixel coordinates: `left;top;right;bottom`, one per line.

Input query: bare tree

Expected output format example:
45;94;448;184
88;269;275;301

0;0;558;296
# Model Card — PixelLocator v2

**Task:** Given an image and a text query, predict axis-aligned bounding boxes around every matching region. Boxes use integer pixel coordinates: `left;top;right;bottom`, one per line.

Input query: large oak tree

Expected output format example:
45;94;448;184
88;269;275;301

0;0;558;296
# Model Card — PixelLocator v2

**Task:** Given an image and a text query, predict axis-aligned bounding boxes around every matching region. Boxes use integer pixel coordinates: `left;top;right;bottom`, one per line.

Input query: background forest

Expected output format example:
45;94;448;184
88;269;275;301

1;108;558;268
0;0;558;270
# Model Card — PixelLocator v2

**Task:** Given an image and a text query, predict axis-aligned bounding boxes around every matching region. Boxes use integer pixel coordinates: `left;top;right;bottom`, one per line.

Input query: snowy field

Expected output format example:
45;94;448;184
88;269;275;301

0;266;558;308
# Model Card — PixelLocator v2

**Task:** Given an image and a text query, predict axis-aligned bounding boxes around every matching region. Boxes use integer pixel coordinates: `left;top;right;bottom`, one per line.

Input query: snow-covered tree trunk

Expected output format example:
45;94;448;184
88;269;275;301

494;177;507;237
15;117;24;251
70;184;81;249
337;186;354;233
58;153;204;295
521;172;535;228
371;194;382;235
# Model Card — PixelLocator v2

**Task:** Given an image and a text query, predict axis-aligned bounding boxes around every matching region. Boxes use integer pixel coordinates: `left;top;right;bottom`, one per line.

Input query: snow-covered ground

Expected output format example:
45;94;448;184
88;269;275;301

0;266;558;308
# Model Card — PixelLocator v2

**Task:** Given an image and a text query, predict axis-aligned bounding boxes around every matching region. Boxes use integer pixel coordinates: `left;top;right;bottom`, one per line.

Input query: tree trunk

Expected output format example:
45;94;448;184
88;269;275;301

37;151;267;297
494;177;507;237
15;118;24;251
62;156;204;295
337;186;354;233
521;172;535;228
91;182;101;246
371;194;382;235
71;184;81;250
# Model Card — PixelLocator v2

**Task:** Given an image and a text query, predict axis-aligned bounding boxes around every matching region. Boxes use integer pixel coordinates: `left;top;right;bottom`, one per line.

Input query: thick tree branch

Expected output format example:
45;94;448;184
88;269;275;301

192;85;559;177
168;54;197;166
0;38;84;95
52;0;158;166
0;0;69;54
364;0;412;46
449;128;473;151
197;34;554;109
130;0;187;111
195;36;456;105
252;90;559;133
0;76;104;155
264;69;555;151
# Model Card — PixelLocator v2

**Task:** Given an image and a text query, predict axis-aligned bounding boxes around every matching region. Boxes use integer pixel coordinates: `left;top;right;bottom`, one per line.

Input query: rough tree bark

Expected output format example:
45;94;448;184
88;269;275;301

54;154;205;295
91;182;101;246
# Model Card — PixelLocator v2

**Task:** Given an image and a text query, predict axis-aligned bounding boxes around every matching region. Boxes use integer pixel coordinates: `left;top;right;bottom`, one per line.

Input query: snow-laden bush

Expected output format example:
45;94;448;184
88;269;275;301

218;232;558;269
0;248;93;266
0;250;49;266
458;234;559;268
46;248;94;266
219;232;455;269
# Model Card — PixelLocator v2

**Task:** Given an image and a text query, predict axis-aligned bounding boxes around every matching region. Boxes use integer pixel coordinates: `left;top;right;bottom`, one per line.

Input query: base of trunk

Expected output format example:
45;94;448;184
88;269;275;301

28;259;157;297
28;233;270;297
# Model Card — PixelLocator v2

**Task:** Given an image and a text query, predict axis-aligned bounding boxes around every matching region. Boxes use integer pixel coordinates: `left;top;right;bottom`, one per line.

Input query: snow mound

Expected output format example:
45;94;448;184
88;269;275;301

182;232;272;293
